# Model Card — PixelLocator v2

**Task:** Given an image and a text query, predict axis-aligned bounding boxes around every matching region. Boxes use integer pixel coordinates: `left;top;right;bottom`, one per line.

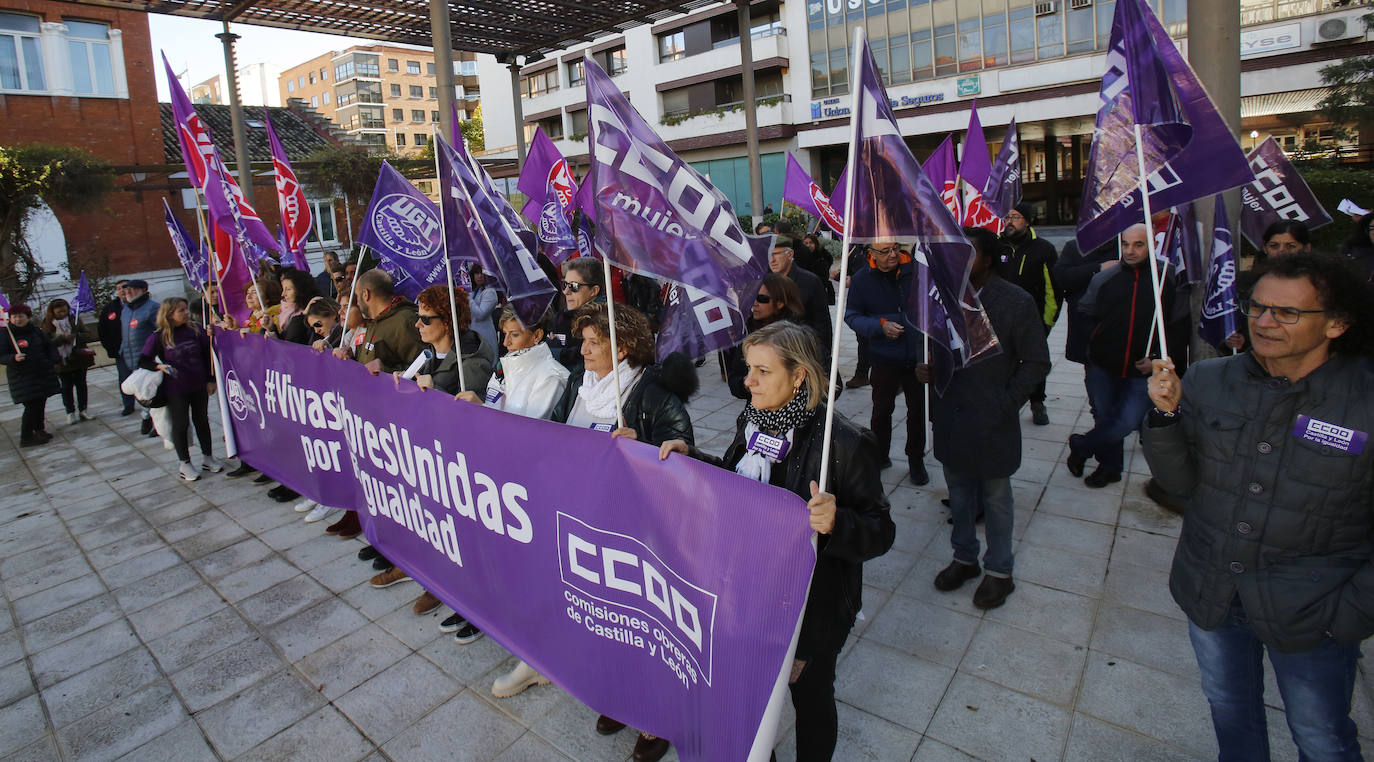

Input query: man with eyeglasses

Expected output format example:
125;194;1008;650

1142;252;1374;760
98;279;131;415
997;202;1061;425
844;239;928;484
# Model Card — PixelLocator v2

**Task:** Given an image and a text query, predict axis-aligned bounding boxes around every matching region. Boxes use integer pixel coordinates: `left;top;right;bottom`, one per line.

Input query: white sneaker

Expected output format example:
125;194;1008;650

303;504;335;523
293;498;318;514
66;411;79;424
492;660;550;698
78;410;92;420
201;455;224;473
178;462;200;481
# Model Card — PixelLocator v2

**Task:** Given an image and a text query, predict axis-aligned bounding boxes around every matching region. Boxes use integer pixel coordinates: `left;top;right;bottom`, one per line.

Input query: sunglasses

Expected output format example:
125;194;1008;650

563;282;590;293
310;321;325;329
332;276;346;283
416;314;443;326
755;293;773;304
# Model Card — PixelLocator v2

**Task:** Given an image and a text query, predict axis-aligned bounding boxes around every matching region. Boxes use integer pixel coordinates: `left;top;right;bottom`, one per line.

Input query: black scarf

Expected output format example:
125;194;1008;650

743;385;815;435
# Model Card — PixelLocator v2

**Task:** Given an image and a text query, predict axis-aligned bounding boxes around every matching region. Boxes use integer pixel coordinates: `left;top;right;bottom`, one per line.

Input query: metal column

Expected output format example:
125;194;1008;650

737;0;764;226
509;63;527;163
217;21;255;205
429;0;457;143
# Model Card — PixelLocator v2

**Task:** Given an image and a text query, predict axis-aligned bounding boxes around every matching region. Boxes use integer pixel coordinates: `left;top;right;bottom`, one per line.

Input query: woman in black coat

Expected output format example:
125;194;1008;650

1;304;62;446
275;269;321;345
660;320;895;762
724;272;807;399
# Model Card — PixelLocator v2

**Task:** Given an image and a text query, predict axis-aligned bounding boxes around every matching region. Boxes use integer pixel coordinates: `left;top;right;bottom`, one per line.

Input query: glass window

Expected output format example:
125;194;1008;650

414;133;427;145
1096;0;1116;48
308;72;315;84
388;58;399;72
567;60;584;86
428;86;436;98
411;108;424;121
958;18;982;71
427;62;435;75
913;30;934;80
872;38;891;82
431;110;439;122
311;95;319;107
409;85;423;97
569;109;587;137
1037;4;1064;59
65;20;114;95
0;12;44;91
890;34;912;84
407;60;421;74
1066;5;1094;54
392;108;403;121
322;91;330;104
607;46;628;76
828;47;847;96
390;83;401;96
1159;0;1186;29
810;50;829;96
298;75;305;87
658;30;685;61
321;67;328;80
662;87;690;117
286;79;295;93
397;132;406;146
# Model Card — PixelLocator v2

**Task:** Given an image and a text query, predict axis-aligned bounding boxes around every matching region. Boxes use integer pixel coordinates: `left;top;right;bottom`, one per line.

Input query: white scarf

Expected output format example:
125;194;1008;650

735;420;794;484
577;360;642;421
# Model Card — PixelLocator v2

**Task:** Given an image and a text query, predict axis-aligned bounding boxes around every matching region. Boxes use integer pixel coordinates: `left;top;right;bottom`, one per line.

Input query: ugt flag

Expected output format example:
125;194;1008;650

782;153;844;235
1075;0;1252;253
71;272;95;315
356;162;446;300
264;113;312;271
1198;195;1239;347
983;119;1022;221
958;104;1000;231
582;56;768;314
1239;137;1332;249
162;53;279;254
844;29;997;373
162;199;208;291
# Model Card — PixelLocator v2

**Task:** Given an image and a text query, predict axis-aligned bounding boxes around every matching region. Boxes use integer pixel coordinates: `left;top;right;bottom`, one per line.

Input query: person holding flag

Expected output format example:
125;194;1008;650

0;303;60;447
997;201;1061;425
41;298;95;423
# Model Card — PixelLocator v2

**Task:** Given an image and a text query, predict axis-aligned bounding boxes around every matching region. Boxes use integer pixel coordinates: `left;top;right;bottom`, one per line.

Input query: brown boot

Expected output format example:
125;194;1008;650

413;590;441;615
325;510;362;539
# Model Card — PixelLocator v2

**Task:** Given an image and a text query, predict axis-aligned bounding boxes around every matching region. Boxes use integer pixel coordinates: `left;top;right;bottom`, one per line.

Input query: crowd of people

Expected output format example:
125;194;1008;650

4;204;1374;761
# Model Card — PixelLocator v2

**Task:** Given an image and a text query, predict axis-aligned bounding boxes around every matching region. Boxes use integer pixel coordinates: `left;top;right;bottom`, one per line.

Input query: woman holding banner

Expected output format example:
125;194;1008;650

275;270;321;344
660;321;895;762
140;298;221;482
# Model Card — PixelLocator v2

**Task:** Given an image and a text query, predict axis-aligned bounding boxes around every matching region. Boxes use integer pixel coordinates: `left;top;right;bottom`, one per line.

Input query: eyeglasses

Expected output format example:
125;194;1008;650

332;276;346;283
1006;213;1026;222
755;293;773;304
868;245;901;256
563;282;590;293
1240;298;1327;325
416;314;443;326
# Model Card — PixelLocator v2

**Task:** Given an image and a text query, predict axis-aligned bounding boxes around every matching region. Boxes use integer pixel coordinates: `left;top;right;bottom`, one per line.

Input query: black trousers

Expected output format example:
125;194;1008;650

59;370;88;413
166;389;211;463
790;647;842;762
20;399;45;438
1029;323;1052;404
853;335;870;378
869;363;925;460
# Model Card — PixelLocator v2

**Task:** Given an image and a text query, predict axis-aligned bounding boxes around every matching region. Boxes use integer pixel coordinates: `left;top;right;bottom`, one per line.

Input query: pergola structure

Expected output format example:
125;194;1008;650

66;0;768;217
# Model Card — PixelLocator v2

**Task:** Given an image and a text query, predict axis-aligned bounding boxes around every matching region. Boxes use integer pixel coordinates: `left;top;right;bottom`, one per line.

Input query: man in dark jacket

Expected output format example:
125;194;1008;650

348;269;422;374
120;280;159;434
1142;252;1374;760
997;202;1061;425
1066;224;1174;488
770;237;832;361
314;250;341;298
924;228;1050;609
98;280;131;414
844;241;928;484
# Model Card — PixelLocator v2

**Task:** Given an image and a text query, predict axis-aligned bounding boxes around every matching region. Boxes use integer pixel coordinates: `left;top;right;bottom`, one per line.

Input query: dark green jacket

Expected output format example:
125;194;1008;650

356;298;422;374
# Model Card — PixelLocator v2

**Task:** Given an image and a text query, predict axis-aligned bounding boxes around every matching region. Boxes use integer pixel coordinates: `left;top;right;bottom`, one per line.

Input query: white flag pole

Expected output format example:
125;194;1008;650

818;24;867;496
601;256;627;430
433;130;467;394
1133;123;1170;361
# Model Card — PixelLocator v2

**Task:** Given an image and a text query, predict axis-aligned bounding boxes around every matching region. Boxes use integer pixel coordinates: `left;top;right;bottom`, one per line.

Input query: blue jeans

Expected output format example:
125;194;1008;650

1074;364;1151;474
944;470;1014;576
1190;599;1363;762
114;355;135;413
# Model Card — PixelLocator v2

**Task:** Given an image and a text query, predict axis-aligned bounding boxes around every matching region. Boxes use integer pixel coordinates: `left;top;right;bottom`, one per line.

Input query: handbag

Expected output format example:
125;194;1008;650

120;362;167;408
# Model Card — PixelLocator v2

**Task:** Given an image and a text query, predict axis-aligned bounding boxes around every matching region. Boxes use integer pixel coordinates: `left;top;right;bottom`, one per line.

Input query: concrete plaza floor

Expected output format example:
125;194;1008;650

1;322;1370;761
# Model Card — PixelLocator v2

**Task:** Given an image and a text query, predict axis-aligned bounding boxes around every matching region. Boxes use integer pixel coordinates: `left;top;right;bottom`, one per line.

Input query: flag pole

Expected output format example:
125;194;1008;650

338;246;368;349
5;324;19;353
189;188;230;316
433;129;467;394
601;256;627;430
1133;123;1170;361
343;192;355;252
818;25;867;496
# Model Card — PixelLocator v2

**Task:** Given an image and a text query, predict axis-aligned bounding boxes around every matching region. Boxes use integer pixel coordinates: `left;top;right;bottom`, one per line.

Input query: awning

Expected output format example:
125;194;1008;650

1241;87;1331;119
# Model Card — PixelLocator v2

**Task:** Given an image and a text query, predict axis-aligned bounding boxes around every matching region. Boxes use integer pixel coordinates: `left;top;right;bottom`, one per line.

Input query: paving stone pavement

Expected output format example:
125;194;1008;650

2;323;1372;761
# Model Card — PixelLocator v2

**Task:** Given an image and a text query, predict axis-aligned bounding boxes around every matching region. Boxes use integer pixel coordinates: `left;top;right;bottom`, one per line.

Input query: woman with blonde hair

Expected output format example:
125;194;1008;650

139;298;221;481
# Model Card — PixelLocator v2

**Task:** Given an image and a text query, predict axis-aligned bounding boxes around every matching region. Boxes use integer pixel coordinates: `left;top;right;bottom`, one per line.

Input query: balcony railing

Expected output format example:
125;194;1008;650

660;93;790;126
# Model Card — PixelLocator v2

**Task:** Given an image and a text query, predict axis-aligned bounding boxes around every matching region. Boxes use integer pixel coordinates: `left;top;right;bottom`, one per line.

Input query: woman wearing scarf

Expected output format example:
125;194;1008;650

275;269;321;344
41;298;94;423
660;321;895;762
551;302;697;762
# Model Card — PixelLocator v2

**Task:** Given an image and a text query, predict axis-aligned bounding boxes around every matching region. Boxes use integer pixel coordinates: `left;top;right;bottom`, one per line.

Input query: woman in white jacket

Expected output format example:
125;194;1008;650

456;304;568;697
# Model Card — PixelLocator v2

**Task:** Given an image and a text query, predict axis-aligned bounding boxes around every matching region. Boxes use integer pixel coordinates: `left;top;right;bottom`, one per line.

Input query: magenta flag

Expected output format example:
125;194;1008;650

264;113;312;271
782;153;844;235
958;105;999;231
517;127;578;222
922;135;960;218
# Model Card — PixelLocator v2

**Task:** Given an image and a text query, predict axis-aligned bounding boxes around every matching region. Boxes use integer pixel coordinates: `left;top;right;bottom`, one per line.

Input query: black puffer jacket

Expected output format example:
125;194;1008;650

1080;259;1176;378
0;323;60;404
1052;239;1119;364
690;405;895;659
1142;353;1374;652
552;352;698;446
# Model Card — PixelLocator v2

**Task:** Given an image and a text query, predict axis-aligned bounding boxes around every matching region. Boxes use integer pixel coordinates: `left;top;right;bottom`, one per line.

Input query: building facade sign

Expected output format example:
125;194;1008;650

1240;23;1301;57
810;91;944;120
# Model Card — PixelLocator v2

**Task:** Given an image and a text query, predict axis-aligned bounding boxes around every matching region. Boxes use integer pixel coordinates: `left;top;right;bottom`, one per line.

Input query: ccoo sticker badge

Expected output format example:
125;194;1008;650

1293;414;1367;454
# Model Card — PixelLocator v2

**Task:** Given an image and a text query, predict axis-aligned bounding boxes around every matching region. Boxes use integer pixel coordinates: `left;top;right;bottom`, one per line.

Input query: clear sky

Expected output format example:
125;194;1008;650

150;15;377;100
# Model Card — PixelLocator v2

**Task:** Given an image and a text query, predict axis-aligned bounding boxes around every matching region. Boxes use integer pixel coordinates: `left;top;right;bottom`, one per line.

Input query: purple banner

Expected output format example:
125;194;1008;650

1075;0;1252;253
782;153;845;235
983;119;1021;221
72;271;95;314
922;135;959;217
1198;195;1240;347
215;332;813;760
1239;137;1333;249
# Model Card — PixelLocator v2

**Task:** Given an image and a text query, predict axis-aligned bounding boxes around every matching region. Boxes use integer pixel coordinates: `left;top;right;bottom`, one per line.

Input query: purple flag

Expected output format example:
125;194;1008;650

163;198;208;290
1174;201;1205;286
582;57;769;318
958;104;999;230
1198;195;1240;346
71;271;95;314
0;291;9;327
782;153;844;235
1075;0;1252;253
215;332;814;762
518;127;578;223
436;135;557;326
264;114;312;272
983;120;1022;220
356;162;447;300
1239;137;1333;249
537;177;580;266
921;135;960;218
845;33;997;371
656;283;749;361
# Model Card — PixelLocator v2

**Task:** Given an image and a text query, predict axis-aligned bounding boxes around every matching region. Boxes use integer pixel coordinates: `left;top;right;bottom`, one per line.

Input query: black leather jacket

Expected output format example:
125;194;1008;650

552;353;698;447
691;405;895;659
